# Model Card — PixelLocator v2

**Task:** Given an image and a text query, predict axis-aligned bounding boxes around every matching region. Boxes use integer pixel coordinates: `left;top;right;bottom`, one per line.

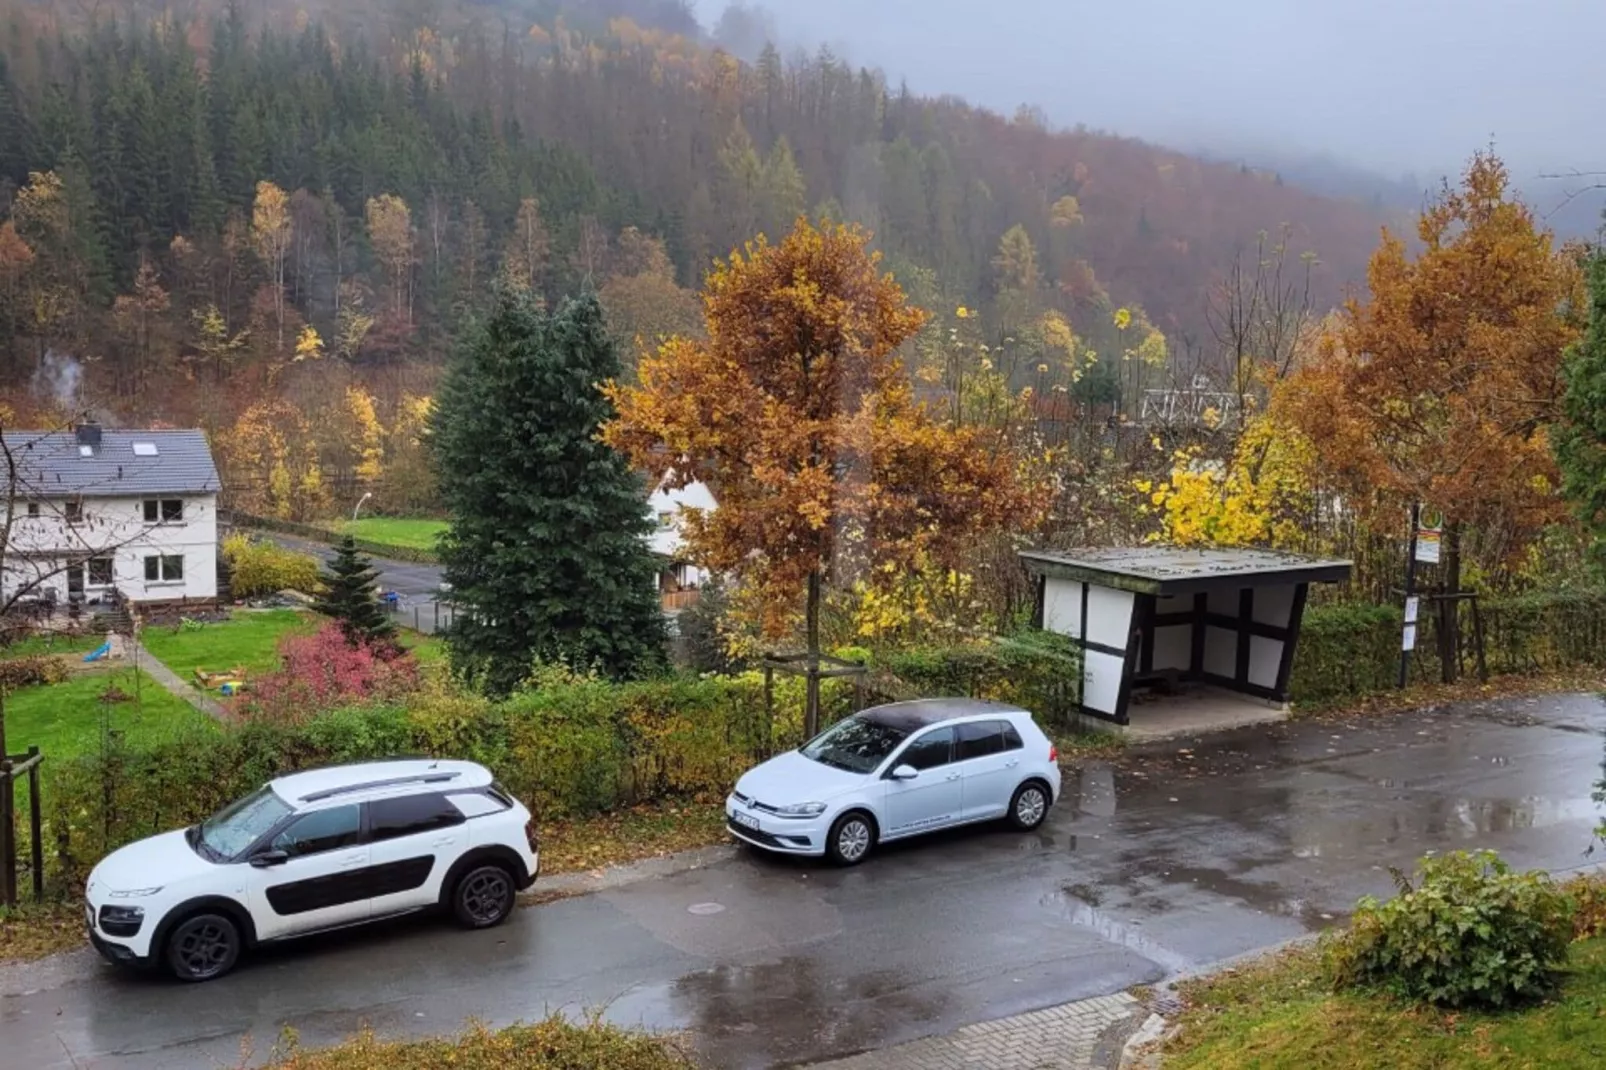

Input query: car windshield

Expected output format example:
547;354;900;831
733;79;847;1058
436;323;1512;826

800;715;910;774
194;785;293;861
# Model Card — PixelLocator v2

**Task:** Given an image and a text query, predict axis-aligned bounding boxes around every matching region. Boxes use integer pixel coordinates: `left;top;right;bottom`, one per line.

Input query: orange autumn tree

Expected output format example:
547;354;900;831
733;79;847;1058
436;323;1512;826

604;220;1041;734
1279;152;1583;672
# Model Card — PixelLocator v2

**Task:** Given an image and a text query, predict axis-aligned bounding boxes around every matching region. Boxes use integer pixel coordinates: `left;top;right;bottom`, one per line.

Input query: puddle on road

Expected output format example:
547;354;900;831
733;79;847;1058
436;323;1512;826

1040;887;1195;976
606;956;954;1070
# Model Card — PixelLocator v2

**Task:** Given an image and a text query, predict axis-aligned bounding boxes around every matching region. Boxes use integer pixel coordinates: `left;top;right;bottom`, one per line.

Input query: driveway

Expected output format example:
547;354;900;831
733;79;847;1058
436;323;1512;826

4;692;1603;1068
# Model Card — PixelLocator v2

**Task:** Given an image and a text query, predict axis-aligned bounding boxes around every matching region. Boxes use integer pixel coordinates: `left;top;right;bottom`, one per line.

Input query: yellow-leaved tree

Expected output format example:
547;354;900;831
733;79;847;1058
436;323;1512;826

604;220;1043;733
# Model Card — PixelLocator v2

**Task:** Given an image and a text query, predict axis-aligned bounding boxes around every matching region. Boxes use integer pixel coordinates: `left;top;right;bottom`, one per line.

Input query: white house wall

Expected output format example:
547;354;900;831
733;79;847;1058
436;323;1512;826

3;493;218;604
1151;625;1191;671
1042;577;1082;637
1084;586;1134;649
1082;650;1126;715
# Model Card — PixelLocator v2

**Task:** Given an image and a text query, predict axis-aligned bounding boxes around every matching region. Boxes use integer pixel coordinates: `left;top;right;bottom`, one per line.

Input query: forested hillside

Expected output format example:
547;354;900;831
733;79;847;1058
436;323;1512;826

0;0;1397;515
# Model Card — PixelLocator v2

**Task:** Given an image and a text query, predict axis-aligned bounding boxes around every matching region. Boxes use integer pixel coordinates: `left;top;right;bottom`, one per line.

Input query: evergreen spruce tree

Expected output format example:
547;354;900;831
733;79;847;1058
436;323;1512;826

313;536;398;648
1556;250;1606;563
430;286;667;696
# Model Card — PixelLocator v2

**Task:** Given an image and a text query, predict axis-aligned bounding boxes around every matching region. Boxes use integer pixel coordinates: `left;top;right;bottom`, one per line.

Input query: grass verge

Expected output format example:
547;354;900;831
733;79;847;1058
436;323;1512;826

139;609;315;680
0;630;104;660
251;1016;692;1069
1164;879;1606;1070
334;517;448;553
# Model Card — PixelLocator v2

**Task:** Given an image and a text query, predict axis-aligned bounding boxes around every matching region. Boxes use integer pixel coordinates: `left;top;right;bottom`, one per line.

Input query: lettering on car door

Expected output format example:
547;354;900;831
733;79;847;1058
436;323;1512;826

884;726;962;835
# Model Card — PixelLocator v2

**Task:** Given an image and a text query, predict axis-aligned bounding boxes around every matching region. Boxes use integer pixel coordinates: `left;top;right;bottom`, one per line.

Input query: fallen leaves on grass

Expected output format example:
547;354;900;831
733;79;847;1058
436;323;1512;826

0;900;85;964
247;1015;694;1069
1295;667;1606;720
537;799;729;877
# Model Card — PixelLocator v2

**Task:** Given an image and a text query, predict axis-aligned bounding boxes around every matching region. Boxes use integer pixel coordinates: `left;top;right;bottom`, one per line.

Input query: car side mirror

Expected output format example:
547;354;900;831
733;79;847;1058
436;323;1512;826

890;764;919;781
250;849;289;868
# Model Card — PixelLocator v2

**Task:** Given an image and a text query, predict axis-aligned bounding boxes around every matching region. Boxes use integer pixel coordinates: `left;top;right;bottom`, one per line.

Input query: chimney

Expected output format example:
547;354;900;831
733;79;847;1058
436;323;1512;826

76;423;102;449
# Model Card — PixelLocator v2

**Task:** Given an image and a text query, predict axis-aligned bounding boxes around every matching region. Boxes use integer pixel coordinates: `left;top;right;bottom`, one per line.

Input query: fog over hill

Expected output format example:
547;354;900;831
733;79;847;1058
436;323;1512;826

706;0;1606;235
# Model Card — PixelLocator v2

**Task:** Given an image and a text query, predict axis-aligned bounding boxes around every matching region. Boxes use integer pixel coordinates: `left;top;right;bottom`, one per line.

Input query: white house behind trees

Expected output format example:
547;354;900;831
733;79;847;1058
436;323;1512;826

648;479;715;612
1;426;222;612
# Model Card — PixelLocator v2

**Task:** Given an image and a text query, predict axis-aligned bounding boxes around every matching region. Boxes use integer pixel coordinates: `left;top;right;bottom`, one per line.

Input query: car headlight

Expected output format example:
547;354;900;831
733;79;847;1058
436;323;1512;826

107;887;163;898
776;802;827;817
100;904;145;920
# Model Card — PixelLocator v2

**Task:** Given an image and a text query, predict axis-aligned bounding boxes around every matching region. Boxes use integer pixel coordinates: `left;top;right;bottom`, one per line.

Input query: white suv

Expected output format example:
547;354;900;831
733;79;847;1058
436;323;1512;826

84;759;539;981
726;699;1062;865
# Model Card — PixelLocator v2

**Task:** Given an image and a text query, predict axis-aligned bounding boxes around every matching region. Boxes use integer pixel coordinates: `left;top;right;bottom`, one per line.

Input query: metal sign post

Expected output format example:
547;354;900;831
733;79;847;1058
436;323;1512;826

1398;502;1421;689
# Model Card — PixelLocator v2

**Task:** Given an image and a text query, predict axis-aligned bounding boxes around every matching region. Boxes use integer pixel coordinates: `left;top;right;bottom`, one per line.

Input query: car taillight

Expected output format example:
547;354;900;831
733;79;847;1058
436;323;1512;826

524;818;539;849
1048;743;1058;763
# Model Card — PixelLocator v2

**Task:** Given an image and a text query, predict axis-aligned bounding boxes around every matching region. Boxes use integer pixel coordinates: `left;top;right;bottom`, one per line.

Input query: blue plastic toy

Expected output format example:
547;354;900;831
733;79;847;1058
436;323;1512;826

84;641;111;663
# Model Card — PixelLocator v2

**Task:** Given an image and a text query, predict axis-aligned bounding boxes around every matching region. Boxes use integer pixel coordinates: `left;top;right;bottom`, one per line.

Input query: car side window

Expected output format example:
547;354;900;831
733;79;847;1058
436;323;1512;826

271;804;361;858
369;793;467;843
955;721;1007;761
1001;721;1025;751
898;726;955;771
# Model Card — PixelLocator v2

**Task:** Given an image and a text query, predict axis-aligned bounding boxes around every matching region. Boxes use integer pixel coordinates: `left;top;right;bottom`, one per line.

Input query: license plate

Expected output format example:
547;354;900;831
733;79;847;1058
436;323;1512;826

731;810;760;831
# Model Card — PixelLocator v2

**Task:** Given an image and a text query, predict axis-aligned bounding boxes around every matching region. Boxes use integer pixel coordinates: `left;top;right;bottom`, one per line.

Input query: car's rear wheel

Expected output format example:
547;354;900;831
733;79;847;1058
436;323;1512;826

1009;780;1051;831
826;811;876;866
452;863;516;929
165;913;242;983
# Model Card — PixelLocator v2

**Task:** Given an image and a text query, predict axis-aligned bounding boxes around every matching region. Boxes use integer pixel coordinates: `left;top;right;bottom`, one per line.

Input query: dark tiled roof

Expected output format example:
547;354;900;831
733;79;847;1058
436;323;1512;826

1;429;221;497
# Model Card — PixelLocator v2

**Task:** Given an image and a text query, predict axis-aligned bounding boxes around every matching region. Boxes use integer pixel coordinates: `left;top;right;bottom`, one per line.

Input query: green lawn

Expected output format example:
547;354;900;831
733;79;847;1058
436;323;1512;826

139;609;314;679
398;630;447;667
1;668;214;760
0;631;104;661
338;517;448;552
1164;937;1606;1069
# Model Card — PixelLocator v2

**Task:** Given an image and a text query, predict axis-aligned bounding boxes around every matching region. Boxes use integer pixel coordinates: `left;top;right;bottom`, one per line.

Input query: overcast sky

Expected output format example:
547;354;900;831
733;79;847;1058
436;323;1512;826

703;0;1606;207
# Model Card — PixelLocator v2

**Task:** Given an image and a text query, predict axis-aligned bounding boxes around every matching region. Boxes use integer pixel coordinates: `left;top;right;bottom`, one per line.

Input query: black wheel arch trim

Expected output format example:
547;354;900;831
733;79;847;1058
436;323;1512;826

1017;777;1055;806
438;845;533;909
152;895;258;958
835;807;880;840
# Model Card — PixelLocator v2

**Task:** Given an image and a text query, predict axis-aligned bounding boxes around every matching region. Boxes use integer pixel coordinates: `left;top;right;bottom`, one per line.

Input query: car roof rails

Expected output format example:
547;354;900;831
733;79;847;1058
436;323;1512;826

298;770;463;804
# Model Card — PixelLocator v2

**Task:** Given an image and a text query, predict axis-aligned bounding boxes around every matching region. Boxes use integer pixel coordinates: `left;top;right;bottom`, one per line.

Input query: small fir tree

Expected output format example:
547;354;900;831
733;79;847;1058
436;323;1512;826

430;287;667;696
313;536;398;648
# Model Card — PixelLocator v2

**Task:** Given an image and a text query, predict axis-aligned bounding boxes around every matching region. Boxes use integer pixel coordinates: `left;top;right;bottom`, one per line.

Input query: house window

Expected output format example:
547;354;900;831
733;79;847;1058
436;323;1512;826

144;555;183;583
143;499;184;523
87;557;114;586
26;503;39;517
64;500;83;524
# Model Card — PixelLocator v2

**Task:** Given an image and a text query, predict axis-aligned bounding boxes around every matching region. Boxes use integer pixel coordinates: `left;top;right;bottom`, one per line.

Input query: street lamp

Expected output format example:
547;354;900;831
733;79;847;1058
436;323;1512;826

352;491;373;523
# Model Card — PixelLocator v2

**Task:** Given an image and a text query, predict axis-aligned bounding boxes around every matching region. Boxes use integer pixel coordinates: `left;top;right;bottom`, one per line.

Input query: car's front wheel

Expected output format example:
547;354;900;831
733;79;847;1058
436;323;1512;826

1009;780;1051;831
452;863;516;929
826;811;876;866
165;912;242;983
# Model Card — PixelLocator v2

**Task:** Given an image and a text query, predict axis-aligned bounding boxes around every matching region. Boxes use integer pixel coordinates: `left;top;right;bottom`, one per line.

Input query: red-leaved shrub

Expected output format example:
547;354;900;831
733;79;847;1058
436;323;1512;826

246;623;420;723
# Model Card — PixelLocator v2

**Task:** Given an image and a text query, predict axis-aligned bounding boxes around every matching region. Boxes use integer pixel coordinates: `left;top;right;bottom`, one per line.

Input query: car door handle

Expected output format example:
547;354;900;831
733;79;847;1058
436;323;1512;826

1005;759;1020;768
430;836;456;847
337;853;367;869
946;773;962;781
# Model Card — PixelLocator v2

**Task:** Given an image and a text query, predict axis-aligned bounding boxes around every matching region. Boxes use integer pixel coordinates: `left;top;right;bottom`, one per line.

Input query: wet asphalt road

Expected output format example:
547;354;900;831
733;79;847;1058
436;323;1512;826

4;692;1604;1068
251;531;445;601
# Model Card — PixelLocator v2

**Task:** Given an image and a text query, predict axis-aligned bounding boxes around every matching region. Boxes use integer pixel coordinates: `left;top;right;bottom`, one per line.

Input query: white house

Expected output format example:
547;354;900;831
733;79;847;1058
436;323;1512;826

647;479;716;611
1;426;222;611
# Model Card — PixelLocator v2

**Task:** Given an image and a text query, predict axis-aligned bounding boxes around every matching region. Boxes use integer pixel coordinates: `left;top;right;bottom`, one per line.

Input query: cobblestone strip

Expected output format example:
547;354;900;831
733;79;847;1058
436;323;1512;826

805;992;1144;1070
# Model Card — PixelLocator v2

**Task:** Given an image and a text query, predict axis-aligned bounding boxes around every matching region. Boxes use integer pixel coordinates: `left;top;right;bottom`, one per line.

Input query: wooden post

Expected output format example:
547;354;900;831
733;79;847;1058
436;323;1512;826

27;748;42;903
1398;502;1420;689
0;756;14;907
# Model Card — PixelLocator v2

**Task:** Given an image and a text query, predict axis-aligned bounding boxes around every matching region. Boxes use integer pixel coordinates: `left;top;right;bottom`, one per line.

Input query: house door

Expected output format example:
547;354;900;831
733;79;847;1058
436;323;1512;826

66;563;85;602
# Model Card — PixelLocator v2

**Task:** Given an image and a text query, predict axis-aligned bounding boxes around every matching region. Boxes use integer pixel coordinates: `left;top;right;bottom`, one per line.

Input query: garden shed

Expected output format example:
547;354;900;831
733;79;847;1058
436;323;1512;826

1021;547;1352;739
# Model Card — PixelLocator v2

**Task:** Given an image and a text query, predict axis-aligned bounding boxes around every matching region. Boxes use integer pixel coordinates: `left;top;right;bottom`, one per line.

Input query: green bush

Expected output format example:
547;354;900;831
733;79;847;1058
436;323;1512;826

256;1016;693;1069
1321;850;1575;1008
223;533;321;598
875;630;1082;726
0;654;70;689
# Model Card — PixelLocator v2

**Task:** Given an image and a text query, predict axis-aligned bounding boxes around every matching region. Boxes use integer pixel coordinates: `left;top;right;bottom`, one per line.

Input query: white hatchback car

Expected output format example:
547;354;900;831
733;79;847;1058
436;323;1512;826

84;759;539;982
726;699;1061;865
